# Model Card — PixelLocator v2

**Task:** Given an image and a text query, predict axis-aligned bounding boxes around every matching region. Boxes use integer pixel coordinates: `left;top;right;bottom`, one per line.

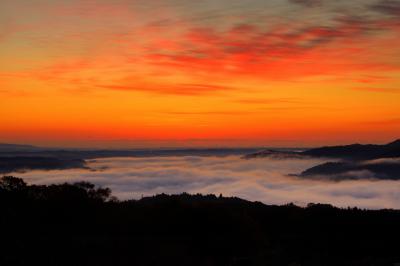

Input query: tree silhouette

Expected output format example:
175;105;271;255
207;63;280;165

0;176;27;191
0;175;399;266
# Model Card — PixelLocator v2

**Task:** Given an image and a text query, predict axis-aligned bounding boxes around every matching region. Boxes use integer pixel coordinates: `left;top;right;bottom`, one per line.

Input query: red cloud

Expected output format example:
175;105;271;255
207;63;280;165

6;6;400;96
143;15;400;81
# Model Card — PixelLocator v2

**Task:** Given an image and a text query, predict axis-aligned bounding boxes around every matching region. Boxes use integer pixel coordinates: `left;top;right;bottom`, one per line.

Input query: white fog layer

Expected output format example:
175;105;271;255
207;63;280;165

12;156;400;209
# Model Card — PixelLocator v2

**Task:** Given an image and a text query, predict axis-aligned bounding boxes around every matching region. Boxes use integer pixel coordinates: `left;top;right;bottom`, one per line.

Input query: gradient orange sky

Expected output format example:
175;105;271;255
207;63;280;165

1;0;400;148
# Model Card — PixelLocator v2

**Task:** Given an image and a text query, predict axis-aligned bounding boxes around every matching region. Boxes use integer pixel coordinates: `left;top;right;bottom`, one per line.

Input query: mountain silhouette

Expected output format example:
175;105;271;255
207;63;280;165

242;139;400;181
244;139;400;160
302;139;400;160
0;143;41;152
300;160;400;180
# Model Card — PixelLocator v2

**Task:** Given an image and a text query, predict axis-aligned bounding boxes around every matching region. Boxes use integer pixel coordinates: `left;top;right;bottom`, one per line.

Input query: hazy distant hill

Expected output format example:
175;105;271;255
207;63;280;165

0;143;42;152
0;146;261;159
0;157;87;174
0;145;260;174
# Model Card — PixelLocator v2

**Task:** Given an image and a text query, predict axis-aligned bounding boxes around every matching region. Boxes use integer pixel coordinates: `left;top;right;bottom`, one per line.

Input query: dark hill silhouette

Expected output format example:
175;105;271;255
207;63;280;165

0;143;41;152
1;176;399;266
299;140;400;180
243;140;400;181
302;139;400;160
388;139;400;146
300;160;400;180
244;139;400;160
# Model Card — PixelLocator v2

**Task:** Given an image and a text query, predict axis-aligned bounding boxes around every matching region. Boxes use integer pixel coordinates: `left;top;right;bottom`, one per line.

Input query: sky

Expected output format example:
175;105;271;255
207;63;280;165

1;0;400;148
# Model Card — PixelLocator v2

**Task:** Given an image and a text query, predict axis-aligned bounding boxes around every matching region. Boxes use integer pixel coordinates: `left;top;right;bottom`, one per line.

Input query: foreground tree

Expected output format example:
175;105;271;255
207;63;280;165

0;176;399;266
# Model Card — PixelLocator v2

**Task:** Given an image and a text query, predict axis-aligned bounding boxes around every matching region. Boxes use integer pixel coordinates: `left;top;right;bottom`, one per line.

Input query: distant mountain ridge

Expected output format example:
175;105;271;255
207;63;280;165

302;139;400;160
244;139;400;160
0;145;261;174
0;143;41;152
300;159;400;180
243;139;400;181
300;140;400;180
2;140;400;180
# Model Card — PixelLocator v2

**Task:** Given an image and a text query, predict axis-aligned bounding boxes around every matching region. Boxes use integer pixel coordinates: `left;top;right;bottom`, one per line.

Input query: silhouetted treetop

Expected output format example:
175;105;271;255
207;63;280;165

1;176;400;266
0;176;27;191
0;176;112;203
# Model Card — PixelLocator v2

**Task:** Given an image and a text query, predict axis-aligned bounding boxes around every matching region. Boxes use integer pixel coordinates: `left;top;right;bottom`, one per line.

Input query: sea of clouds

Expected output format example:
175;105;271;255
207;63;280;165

12;155;400;209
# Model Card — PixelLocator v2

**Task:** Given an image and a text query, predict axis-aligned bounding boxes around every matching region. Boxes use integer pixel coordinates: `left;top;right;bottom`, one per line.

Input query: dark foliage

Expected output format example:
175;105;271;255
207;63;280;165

1;176;399;266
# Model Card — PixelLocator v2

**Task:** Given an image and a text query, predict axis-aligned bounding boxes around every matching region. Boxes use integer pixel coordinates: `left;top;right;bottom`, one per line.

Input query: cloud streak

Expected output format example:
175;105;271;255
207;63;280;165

289;0;322;7
352;87;400;93
97;83;232;95
370;0;400;17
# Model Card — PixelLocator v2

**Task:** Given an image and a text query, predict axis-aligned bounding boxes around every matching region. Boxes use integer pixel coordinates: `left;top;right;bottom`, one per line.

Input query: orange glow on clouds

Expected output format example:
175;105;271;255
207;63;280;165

1;0;400;147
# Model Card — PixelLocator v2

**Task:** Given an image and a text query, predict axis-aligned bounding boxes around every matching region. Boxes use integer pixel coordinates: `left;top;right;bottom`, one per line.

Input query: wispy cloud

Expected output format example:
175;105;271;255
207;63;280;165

288;0;323;7
233;98;303;104
97;83;232;95
160;111;257;116
369;0;400;17
352;87;400;93
8;2;400;93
